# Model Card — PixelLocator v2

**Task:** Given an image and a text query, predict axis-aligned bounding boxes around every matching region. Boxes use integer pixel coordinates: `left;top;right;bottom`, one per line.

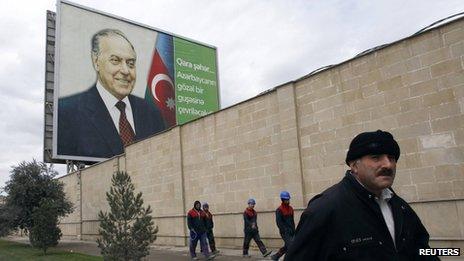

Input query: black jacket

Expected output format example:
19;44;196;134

243;208;258;233
187;208;207;234
285;171;438;261
204;210;214;230
276;204;295;238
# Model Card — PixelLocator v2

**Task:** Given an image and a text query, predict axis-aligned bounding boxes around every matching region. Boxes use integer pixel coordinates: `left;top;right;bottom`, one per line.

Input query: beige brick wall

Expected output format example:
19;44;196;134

59;18;464;250
58;173;81;237
125;128;186;246
181;84;304;215
80;158;117;240
295;19;464;204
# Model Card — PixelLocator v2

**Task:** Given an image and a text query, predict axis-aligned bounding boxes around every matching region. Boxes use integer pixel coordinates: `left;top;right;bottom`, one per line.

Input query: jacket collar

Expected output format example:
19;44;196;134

342;170;384;224
344;170;380;201
82;86;123;154
347;170;394;201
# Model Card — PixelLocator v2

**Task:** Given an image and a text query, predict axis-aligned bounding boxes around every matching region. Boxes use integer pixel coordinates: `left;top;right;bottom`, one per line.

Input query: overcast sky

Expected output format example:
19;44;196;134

1;0;464;192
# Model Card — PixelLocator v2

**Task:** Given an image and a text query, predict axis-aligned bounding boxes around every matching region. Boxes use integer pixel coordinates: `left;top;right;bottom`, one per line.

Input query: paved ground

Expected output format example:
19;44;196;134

4;236;279;261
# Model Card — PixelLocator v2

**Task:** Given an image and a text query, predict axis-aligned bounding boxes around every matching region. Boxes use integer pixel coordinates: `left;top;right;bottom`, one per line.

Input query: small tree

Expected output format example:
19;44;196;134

2;159;72;248
0;204;18;237
97;171;157;260
29;198;62;254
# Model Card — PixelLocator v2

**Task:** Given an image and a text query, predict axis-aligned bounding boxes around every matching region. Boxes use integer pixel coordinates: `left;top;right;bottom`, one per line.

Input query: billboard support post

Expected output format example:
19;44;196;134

43;11;56;163
66;160;85;173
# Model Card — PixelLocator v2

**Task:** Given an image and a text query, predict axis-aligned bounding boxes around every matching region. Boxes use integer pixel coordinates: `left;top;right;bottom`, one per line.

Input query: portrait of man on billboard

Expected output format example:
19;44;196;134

57;29;165;159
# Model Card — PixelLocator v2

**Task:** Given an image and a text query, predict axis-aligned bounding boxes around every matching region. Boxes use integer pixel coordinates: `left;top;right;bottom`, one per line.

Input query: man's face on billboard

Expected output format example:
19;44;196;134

93;34;136;100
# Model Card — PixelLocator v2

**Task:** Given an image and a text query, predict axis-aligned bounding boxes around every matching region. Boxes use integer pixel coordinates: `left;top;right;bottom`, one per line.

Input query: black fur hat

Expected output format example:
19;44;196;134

345;130;400;166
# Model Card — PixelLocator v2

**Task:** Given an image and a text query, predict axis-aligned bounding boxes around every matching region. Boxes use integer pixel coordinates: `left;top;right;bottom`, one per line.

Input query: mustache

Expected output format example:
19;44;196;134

377;168;394;176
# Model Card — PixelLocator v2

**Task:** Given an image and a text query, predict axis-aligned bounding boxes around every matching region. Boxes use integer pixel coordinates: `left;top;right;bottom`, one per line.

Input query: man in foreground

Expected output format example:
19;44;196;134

285;130;437;260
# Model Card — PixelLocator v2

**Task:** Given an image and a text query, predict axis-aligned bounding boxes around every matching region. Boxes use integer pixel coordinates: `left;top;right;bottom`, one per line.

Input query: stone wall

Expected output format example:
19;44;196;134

59;18;464;250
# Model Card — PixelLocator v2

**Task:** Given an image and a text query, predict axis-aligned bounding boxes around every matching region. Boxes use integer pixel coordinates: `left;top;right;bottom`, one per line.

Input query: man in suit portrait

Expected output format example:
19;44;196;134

58;29;165;159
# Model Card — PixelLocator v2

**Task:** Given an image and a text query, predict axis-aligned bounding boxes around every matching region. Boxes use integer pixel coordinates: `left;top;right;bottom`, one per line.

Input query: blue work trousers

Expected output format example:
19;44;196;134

189;230;210;258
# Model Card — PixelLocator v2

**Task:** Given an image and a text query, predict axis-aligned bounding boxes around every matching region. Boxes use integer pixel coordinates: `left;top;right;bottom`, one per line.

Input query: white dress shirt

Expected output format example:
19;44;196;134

96;82;136;135
375;188;395;247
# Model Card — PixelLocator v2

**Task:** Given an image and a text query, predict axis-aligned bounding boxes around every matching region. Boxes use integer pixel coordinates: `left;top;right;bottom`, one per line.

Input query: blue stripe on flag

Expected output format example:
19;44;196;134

155;32;174;78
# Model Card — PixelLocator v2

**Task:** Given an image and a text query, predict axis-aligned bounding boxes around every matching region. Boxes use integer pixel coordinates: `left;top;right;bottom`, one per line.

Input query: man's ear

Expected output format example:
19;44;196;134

349;160;358;174
91;53;99;71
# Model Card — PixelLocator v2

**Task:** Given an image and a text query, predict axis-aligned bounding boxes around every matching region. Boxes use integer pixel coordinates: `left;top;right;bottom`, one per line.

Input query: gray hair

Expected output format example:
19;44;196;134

91;29;135;57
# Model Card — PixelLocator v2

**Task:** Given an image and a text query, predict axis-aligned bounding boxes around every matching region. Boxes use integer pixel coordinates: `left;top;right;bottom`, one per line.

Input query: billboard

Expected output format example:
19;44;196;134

52;0;219;163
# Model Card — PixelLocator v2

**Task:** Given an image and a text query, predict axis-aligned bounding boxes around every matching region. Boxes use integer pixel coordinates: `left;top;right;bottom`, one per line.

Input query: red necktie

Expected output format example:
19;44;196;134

115;101;135;146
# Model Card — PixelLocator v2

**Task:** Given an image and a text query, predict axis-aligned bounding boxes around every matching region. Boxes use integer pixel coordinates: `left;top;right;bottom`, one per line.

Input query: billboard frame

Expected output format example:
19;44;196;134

51;0;220;163
43;11;57;163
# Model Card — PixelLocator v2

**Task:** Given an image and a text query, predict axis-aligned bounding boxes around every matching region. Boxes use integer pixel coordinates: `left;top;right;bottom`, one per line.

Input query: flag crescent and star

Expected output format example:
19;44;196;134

145;33;176;127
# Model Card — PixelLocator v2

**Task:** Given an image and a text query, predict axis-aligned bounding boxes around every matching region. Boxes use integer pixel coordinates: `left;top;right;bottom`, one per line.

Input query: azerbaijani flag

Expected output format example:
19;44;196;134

145;33;176;127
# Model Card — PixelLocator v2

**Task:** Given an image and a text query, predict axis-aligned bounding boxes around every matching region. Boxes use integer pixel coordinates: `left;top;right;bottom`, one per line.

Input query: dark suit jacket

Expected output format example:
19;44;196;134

57;85;166;159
